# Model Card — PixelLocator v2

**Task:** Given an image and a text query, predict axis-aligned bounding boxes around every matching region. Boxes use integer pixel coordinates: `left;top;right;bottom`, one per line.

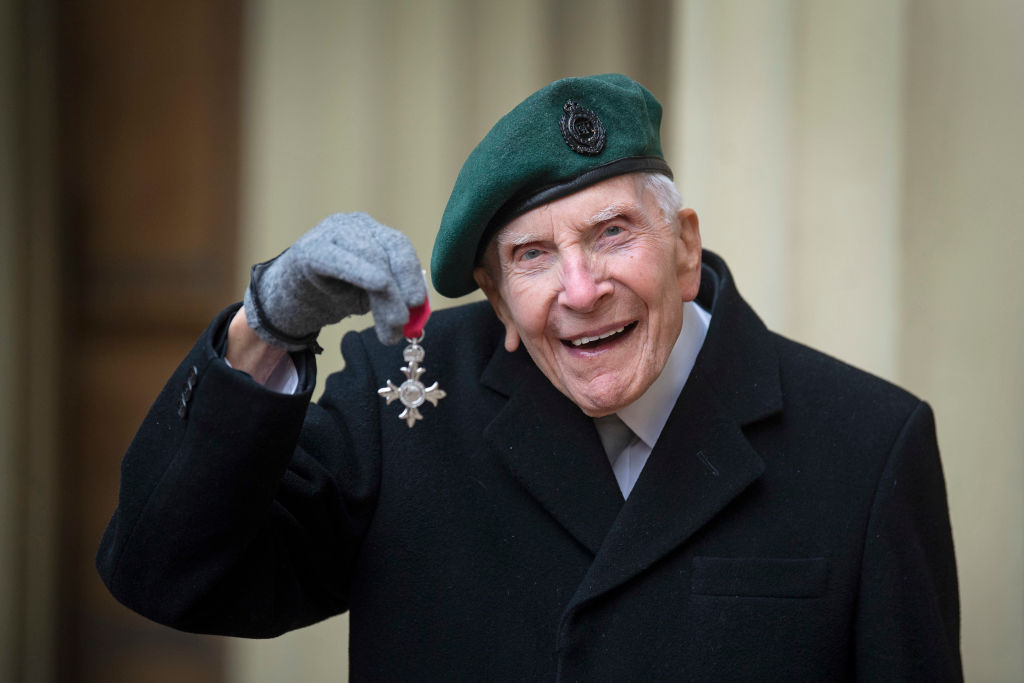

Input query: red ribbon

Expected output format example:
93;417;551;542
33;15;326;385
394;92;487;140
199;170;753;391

403;297;431;339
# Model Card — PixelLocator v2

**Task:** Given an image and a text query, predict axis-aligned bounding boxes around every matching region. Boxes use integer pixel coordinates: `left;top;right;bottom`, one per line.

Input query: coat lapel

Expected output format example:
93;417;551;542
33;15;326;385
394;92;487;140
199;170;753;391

566;368;768;608
567;251;785;609
480;344;624;556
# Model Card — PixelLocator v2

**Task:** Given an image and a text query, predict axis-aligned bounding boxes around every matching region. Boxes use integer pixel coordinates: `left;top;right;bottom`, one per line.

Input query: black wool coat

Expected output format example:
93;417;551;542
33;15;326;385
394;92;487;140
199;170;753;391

97;251;962;681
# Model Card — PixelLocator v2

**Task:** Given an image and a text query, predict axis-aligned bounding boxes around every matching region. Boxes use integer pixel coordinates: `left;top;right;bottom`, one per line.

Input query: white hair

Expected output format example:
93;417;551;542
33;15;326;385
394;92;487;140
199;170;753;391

640;172;683;224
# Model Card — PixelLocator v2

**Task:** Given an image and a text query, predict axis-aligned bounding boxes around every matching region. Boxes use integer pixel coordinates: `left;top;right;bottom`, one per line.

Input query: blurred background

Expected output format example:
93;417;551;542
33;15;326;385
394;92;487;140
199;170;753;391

1;0;1021;681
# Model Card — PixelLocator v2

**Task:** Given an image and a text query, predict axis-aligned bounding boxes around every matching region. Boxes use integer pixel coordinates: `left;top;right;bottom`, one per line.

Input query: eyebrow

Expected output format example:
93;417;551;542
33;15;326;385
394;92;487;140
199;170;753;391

587;203;635;225
590;201;660;232
495;231;538;248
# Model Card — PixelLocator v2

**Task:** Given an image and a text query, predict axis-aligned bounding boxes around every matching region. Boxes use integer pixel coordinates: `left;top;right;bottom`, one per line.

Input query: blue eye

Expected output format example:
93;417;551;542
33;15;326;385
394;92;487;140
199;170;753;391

604;225;623;237
521;248;542;261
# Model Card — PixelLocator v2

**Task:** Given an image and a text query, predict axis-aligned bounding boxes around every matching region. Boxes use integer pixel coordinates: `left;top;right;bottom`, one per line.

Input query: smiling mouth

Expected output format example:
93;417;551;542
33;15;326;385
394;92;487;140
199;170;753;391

564;322;638;349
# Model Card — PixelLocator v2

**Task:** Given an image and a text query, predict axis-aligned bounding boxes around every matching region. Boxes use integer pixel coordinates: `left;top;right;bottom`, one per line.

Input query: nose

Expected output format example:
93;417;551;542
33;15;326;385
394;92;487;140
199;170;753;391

557;253;612;312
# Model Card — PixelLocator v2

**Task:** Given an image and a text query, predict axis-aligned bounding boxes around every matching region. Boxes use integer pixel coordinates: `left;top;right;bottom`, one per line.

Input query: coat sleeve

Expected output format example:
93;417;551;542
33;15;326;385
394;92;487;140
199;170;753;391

96;304;384;638
855;401;963;681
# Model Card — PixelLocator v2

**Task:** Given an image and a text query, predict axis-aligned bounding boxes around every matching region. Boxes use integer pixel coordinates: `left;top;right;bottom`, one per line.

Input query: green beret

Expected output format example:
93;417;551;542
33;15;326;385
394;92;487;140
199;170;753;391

430;73;672;298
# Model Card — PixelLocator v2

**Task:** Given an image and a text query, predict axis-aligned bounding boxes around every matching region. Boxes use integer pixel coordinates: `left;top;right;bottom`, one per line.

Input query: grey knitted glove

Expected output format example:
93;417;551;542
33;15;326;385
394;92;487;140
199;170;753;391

243;212;427;350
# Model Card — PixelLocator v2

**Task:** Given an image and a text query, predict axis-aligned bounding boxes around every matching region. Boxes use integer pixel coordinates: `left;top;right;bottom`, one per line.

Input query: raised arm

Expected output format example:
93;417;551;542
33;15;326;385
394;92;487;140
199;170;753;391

97;212;425;636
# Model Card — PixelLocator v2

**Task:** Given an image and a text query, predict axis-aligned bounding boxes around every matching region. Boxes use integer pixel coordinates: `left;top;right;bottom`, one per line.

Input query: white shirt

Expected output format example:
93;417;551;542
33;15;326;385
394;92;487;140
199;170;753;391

595;300;711;498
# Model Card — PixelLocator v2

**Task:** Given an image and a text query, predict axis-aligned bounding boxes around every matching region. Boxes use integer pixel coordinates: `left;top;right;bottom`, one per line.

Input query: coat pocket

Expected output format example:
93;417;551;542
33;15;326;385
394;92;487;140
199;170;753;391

690;556;829;598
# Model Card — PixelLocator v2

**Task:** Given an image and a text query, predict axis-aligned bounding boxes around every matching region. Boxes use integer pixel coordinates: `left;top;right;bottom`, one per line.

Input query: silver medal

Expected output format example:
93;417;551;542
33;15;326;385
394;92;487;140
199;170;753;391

378;331;446;428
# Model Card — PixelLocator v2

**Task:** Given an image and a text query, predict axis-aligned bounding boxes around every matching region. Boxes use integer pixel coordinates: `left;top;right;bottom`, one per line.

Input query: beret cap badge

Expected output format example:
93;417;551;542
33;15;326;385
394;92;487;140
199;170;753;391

559;100;606;155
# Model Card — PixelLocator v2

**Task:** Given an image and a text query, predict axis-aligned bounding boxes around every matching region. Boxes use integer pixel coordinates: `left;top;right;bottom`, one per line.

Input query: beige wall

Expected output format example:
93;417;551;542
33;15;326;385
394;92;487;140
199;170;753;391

235;1;1024;681
673;0;906;374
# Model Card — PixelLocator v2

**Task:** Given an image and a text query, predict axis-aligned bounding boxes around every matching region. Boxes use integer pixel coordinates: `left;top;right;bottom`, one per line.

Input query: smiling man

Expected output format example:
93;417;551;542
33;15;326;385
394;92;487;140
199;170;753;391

475;173;702;418
98;75;962;681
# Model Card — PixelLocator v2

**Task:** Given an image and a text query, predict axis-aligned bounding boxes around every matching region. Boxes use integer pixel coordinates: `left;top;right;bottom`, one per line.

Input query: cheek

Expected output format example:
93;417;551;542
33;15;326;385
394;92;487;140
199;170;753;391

504;281;551;334
620;253;675;303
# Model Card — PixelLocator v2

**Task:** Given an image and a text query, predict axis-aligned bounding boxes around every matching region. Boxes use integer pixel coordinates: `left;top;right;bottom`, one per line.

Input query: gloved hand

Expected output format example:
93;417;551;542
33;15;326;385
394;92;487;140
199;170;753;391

243;212;427;351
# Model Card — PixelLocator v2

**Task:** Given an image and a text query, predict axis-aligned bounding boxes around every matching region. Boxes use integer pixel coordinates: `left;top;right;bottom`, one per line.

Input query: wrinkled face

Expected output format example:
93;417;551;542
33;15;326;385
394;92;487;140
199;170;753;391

474;174;702;417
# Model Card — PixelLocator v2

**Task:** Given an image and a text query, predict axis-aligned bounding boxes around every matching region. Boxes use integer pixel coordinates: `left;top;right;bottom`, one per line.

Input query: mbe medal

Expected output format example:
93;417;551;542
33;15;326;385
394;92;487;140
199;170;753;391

378;300;446;427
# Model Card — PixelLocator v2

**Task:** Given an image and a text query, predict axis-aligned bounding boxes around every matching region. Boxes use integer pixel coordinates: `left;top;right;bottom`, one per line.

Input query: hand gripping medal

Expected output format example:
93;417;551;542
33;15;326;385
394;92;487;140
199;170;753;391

378;298;446;427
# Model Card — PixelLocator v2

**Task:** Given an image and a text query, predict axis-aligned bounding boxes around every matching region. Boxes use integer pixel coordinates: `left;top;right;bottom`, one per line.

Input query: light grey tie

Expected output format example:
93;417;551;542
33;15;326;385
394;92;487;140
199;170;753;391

593;414;635;463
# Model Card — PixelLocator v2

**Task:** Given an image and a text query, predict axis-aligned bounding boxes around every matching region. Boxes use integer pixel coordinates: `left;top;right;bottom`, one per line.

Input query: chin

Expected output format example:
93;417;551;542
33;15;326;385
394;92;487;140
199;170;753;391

566;385;635;418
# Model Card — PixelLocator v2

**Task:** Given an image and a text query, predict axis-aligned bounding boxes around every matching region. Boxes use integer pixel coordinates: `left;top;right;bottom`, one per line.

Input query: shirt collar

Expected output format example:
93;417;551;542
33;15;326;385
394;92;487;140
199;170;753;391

617;300;711;448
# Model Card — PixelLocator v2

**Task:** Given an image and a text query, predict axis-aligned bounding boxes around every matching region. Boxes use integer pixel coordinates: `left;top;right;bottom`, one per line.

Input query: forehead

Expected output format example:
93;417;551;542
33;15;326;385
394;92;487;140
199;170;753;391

495;174;650;245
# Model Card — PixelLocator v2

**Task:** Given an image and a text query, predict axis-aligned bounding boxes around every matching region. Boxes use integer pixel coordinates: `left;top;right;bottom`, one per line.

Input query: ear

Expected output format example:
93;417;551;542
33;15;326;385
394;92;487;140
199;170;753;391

473;266;521;352
675;208;702;301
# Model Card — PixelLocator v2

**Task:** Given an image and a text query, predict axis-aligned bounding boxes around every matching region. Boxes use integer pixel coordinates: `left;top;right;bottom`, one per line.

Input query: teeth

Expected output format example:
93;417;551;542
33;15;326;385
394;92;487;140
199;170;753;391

571;325;626;347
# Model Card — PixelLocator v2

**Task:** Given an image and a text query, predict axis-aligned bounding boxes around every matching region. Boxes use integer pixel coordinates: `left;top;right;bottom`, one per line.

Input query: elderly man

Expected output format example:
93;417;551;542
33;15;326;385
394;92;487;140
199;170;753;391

98;75;961;681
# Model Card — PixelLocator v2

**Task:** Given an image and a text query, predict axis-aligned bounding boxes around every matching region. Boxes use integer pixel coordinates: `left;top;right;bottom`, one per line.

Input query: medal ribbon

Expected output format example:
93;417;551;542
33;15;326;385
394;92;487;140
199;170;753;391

403;298;431;339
